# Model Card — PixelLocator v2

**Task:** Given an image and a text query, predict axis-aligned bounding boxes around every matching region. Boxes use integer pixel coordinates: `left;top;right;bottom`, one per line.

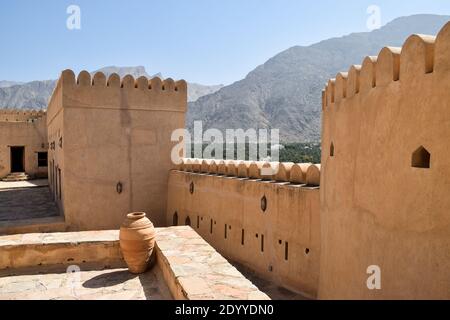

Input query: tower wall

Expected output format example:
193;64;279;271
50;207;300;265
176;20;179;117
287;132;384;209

319;23;450;299
47;70;187;230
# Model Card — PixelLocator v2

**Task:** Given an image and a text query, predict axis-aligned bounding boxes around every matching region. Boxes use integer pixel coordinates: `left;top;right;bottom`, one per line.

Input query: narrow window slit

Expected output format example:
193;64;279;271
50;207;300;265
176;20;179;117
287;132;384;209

285;242;289;261
173;212;178;226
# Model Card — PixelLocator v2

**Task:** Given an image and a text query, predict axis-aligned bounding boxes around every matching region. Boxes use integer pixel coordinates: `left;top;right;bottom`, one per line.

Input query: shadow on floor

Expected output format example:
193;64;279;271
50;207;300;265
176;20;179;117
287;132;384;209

231;261;312;300
83;270;137;288
0;186;59;222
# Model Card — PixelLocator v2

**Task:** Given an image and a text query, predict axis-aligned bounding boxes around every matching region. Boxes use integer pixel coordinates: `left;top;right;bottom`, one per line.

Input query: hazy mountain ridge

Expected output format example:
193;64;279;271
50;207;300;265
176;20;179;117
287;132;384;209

188;14;450;142
1;15;449;142
0;81;23;88
0;66;222;109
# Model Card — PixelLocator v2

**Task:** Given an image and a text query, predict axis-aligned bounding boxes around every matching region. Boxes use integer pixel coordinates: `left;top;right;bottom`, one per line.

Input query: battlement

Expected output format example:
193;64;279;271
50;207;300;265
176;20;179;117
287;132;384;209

177;158;321;186
0;109;46;123
59;69;187;94
323;21;450;108
47;69;187;123
167;160;321;297
319;21;450;299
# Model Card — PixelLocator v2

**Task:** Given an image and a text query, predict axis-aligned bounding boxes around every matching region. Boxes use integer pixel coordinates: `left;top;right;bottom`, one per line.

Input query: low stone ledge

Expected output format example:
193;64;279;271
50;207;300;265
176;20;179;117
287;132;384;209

0;230;122;270
155;226;270;300
0;226;270;300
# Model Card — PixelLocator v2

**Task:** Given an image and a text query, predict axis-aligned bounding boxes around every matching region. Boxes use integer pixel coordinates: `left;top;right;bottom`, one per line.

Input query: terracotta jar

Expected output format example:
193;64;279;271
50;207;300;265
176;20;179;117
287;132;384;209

119;212;156;274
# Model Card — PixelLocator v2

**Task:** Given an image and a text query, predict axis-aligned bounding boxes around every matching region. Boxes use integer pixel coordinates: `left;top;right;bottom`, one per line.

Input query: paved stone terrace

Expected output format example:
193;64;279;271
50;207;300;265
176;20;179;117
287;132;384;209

0;264;172;300
156;227;270;300
0;227;270;300
0;181;59;222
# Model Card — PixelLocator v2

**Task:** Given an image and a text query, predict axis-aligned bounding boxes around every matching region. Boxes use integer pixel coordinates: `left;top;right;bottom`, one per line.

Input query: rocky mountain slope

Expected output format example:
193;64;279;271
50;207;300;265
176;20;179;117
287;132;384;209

0;66;222;108
0;81;23;88
187;14;450;142
1;15;449;142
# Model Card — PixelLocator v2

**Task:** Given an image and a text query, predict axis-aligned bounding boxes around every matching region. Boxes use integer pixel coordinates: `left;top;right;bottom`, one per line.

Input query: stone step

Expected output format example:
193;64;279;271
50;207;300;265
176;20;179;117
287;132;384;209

2;172;31;182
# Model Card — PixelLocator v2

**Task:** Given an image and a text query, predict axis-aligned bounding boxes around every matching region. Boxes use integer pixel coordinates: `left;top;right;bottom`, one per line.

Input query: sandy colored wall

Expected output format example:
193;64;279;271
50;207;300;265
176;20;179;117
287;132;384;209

319;23;450;299
166;159;321;298
0;111;48;179
49;70;187;230
47;80;65;213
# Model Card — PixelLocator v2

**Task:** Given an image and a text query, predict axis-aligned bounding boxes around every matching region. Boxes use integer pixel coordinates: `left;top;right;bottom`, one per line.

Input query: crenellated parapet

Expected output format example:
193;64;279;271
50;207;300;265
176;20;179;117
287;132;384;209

47;69;187;123
62;69;187;94
177;158;321;186
323;21;450;109
167;158;322;297
319;21;450;299
0;109;46;123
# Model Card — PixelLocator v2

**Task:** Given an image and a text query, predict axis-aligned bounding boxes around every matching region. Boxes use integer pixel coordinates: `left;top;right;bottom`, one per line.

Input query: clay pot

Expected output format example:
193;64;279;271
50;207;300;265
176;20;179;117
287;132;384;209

119;212;156;274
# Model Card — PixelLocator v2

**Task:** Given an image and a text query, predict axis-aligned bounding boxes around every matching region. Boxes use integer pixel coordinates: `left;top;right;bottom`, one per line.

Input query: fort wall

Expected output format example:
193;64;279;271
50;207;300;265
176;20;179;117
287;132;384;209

47;79;65;214
0;111;48;179
47;70;187;230
319;22;450;299
166;158;321;298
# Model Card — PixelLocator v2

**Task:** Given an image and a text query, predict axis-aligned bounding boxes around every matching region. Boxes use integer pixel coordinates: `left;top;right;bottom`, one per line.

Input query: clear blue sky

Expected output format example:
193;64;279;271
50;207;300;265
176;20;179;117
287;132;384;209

1;0;450;85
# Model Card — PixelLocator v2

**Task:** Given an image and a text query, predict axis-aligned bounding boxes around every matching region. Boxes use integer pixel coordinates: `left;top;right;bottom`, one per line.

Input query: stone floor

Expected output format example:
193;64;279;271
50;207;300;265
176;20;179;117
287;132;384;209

0;264;172;300
232;262;311;300
0;181;59;222
156;227;270;300
0;228;270;300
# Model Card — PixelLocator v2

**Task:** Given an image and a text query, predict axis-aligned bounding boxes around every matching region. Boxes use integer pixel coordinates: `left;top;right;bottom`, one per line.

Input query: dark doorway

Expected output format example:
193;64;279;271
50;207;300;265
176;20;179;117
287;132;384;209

10;147;25;172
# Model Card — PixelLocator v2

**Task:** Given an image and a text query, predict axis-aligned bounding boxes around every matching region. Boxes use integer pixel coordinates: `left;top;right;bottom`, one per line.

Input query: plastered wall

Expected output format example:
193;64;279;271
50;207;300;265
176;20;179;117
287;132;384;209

319;23;450;299
47;69;187;230
166;159;321;298
0;111;48;179
47;81;65;213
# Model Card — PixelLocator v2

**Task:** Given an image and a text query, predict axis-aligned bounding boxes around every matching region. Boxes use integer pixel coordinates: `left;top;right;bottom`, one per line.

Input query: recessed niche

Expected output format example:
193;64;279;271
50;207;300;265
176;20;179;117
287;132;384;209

189;182;195;194
411;146;431;169
261;195;267;212
285;242;289;261
185;216;191;226
116;182;123;194
173;212;178;226
330;142;335;157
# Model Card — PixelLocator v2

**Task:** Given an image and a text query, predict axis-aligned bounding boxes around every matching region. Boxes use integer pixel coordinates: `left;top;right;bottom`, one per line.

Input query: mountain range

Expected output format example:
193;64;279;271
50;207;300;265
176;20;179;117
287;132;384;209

0;81;23;88
0;66;223;108
187;14;450;142
1;14;449;142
